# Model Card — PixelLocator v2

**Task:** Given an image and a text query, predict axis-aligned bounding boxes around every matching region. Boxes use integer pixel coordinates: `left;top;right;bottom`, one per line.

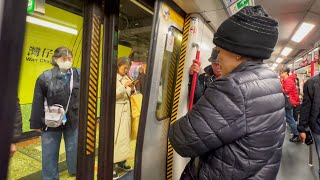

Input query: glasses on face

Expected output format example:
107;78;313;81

61;56;73;62
212;47;220;60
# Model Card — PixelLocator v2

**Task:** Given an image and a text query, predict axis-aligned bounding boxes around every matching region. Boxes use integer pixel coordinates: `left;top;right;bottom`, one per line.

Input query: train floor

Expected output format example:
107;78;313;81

277;127;319;180
7;127;319;180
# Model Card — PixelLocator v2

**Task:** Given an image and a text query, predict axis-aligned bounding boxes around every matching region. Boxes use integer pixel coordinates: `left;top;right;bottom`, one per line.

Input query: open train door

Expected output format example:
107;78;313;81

0;0;28;179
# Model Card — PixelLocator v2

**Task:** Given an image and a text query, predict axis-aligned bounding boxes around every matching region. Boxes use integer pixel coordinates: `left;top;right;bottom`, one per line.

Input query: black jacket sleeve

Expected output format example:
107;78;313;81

30;76;46;129
12;98;23;143
169;77;246;158
298;80;312;132
188;74;205;104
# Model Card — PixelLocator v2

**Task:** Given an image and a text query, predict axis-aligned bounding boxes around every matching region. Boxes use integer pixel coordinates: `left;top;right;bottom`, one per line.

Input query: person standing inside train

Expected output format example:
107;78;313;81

169;5;285;180
279;67;301;142
298;73;320;178
188;48;222;104
135;66;146;94
113;57;135;179
30;47;80;180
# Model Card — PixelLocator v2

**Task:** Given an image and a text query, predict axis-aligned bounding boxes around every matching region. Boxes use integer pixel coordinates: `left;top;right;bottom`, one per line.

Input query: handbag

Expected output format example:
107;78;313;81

44;69;74;128
130;93;143;140
305;130;314;145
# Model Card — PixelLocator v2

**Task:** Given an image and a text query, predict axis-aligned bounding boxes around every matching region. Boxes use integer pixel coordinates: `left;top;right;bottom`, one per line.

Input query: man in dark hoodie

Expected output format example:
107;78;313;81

169;5;285;180
188;47;222;104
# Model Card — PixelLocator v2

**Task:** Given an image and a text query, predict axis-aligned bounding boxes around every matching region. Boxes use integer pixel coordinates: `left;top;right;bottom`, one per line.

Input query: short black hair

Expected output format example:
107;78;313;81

280;67;290;74
51;47;73;66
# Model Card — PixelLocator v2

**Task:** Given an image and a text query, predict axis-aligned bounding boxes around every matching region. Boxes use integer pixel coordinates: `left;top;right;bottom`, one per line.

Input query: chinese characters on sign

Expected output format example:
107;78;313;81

26;46;53;63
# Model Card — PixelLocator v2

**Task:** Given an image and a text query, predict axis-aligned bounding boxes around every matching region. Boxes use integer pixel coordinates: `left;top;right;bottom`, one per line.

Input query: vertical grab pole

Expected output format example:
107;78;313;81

308;50;315;167
308;145;313;166
188;17;200;111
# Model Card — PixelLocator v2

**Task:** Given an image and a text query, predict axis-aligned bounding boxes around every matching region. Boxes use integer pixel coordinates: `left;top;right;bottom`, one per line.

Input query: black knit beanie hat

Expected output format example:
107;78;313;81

212;5;278;59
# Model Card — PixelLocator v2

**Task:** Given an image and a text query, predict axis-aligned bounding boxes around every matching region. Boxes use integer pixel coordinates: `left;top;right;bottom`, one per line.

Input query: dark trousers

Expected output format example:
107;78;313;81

293;105;300;122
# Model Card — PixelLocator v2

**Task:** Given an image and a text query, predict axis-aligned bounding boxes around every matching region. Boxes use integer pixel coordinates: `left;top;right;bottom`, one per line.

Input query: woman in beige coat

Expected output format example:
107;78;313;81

113;57;135;179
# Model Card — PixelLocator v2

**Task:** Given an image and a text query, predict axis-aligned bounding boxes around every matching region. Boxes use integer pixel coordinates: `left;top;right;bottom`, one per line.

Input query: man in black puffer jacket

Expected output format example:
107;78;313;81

169;5;285;180
298;74;320;178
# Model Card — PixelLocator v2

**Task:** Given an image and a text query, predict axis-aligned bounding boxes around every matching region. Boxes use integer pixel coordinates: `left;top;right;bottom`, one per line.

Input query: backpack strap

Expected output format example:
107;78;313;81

76;68;81;76
43;69;53;81
43;69;53;112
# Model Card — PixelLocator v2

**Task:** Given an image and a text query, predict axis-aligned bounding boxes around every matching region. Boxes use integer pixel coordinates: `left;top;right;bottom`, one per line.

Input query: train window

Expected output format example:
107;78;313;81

156;26;182;120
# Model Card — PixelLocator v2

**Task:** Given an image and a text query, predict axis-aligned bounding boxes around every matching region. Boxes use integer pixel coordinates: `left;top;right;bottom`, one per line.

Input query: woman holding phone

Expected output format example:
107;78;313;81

113;57;136;179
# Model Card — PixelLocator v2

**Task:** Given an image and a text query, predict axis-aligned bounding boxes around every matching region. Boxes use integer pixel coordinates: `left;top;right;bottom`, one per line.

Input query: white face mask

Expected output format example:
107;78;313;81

57;61;72;71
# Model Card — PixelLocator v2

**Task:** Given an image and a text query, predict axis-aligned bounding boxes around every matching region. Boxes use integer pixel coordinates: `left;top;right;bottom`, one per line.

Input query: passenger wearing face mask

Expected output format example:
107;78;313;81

30;47;80;180
113;57;135;179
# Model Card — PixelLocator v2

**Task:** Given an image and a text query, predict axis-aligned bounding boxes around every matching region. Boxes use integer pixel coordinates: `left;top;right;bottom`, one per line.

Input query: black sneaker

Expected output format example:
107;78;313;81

289;135;300;143
117;163;132;172
113;171;120;180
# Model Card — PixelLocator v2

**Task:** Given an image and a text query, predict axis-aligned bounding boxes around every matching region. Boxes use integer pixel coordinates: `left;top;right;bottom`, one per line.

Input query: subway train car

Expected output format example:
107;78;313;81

1;0;320;180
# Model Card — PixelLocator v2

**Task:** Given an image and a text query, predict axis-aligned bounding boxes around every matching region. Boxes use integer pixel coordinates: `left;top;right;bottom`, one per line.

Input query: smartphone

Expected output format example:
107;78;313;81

133;79;139;85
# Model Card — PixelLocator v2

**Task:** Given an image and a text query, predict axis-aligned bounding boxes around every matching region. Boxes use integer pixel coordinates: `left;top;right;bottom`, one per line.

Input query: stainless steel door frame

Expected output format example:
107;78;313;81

134;1;185;179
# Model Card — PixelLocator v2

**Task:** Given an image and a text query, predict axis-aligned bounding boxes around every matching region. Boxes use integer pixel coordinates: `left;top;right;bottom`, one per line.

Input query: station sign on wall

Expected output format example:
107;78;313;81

223;0;254;15
27;0;35;13
223;0;238;7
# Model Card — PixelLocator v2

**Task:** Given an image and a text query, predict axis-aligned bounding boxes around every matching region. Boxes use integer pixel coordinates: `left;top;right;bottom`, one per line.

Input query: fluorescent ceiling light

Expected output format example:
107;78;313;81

288;64;292;68
281;47;293;56
130;0;154;15
295;58;302;62
272;63;278;68
276;57;283;63
291;22;315;42
26;16;78;35
314;48;319;52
